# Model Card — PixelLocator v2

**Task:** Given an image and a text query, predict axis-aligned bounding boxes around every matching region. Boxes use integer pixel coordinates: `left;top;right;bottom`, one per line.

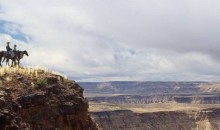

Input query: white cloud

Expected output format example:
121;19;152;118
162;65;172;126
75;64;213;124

0;0;220;81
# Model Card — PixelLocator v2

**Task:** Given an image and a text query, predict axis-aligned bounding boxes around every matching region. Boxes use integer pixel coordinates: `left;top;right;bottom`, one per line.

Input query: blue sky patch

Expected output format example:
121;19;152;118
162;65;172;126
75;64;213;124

0;20;29;42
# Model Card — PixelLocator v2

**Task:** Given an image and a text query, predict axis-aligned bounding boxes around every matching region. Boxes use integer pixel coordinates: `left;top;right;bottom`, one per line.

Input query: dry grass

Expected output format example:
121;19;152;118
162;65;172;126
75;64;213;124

0;66;68;80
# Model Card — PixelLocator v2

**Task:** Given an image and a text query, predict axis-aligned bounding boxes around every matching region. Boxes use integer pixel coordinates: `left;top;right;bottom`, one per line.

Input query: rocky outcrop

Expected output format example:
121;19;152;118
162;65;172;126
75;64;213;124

91;109;220;130
87;95;173;104
0;68;98;130
174;96;220;104
80;81;220;95
88;94;220;104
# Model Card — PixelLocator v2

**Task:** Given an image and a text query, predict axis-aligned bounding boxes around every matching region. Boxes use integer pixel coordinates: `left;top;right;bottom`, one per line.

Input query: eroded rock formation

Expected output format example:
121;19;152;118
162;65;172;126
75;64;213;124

88;94;220;104
80;81;220;94
0;68;98;130
91;109;220;130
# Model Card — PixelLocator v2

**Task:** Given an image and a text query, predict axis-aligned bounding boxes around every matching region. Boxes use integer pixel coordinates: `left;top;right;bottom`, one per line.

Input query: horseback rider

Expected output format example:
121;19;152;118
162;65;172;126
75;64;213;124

6;42;12;56
1;43;28;66
13;45;17;51
12;44;17;58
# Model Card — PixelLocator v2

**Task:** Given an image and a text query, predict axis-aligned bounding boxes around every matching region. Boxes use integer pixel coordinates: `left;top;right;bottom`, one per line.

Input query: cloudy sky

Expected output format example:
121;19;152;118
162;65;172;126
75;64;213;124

0;0;220;82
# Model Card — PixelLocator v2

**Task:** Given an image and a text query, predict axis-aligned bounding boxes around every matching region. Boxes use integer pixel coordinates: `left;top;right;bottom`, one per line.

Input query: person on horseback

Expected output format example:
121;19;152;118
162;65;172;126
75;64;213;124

13;45;17;51
12;44;17;58
6;42;12;56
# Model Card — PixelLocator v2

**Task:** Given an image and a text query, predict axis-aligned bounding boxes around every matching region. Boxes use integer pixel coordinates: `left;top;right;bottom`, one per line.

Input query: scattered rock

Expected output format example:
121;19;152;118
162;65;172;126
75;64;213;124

17;76;23;81
5;88;11;93
46;76;58;84
18;92;46;108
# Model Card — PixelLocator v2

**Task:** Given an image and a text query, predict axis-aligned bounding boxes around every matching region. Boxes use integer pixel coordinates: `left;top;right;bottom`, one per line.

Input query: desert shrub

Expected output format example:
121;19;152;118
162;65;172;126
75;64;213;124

36;78;47;88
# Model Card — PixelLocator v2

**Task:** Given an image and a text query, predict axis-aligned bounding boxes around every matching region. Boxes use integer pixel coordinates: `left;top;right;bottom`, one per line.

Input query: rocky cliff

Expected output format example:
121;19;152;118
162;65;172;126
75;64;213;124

0;67;98;130
91;109;220;130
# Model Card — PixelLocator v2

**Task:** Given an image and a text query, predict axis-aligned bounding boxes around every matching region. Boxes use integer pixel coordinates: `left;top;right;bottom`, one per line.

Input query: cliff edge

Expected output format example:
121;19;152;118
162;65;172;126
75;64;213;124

91;109;220;130
0;67;98;130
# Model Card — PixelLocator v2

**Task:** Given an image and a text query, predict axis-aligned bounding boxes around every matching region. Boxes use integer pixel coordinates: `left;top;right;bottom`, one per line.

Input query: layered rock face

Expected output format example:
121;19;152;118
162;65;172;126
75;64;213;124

82;81;220;130
91;109;220;130
0;68;98;130
80;81;220;94
88;95;220;104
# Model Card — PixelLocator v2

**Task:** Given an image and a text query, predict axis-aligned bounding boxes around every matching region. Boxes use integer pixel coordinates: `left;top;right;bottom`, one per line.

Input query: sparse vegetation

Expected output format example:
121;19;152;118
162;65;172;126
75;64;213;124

0;66;68;80
36;78;47;88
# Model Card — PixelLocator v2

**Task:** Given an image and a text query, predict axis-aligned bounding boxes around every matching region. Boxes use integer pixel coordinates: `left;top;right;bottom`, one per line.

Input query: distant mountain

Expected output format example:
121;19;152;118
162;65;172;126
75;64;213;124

79;81;220;95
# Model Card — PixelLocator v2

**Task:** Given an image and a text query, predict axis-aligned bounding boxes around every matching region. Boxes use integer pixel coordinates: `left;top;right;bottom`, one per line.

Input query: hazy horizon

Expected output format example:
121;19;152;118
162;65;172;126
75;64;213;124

77;80;219;83
1;0;220;82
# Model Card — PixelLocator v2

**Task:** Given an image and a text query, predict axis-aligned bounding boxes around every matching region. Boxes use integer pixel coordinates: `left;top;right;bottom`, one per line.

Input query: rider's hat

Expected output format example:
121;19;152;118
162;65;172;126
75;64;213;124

14;44;17;47
7;42;10;44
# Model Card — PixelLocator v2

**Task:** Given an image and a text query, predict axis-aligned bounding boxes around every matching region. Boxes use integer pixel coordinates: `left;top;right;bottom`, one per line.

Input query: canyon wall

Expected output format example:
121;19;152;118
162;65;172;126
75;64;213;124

91;109;220;130
80;81;220;95
88;95;220;104
81;81;220;130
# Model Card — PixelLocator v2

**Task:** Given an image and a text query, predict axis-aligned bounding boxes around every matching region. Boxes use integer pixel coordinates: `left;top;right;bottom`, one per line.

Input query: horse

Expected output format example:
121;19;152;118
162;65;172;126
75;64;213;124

0;51;11;66
0;50;29;66
5;50;29;66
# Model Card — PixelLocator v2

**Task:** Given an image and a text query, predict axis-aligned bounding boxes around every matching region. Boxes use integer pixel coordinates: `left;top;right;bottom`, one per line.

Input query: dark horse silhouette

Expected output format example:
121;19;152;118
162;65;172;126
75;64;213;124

0;50;29;66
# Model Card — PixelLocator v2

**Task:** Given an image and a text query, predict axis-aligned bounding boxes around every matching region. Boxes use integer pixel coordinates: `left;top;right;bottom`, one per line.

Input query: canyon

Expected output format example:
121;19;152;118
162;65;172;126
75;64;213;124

1;69;219;130
79;81;220;130
91;109;220;130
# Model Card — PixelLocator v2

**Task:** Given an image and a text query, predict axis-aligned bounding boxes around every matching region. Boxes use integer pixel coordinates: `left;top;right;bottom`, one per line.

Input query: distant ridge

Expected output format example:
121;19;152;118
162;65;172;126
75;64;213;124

79;81;220;95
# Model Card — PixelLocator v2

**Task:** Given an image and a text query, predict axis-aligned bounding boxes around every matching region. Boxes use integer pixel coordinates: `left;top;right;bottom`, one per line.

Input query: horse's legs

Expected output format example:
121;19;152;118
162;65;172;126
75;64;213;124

8;59;12;67
6;58;9;66
12;60;15;67
12;59;17;67
11;59;14;67
2;57;5;63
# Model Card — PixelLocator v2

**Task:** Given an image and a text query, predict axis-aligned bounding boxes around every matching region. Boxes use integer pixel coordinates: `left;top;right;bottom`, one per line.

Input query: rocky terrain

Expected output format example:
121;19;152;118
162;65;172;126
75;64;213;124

0;67;98;130
80;81;220;95
91;109;220;130
80;81;220;130
87;94;220;104
81;81;220;105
